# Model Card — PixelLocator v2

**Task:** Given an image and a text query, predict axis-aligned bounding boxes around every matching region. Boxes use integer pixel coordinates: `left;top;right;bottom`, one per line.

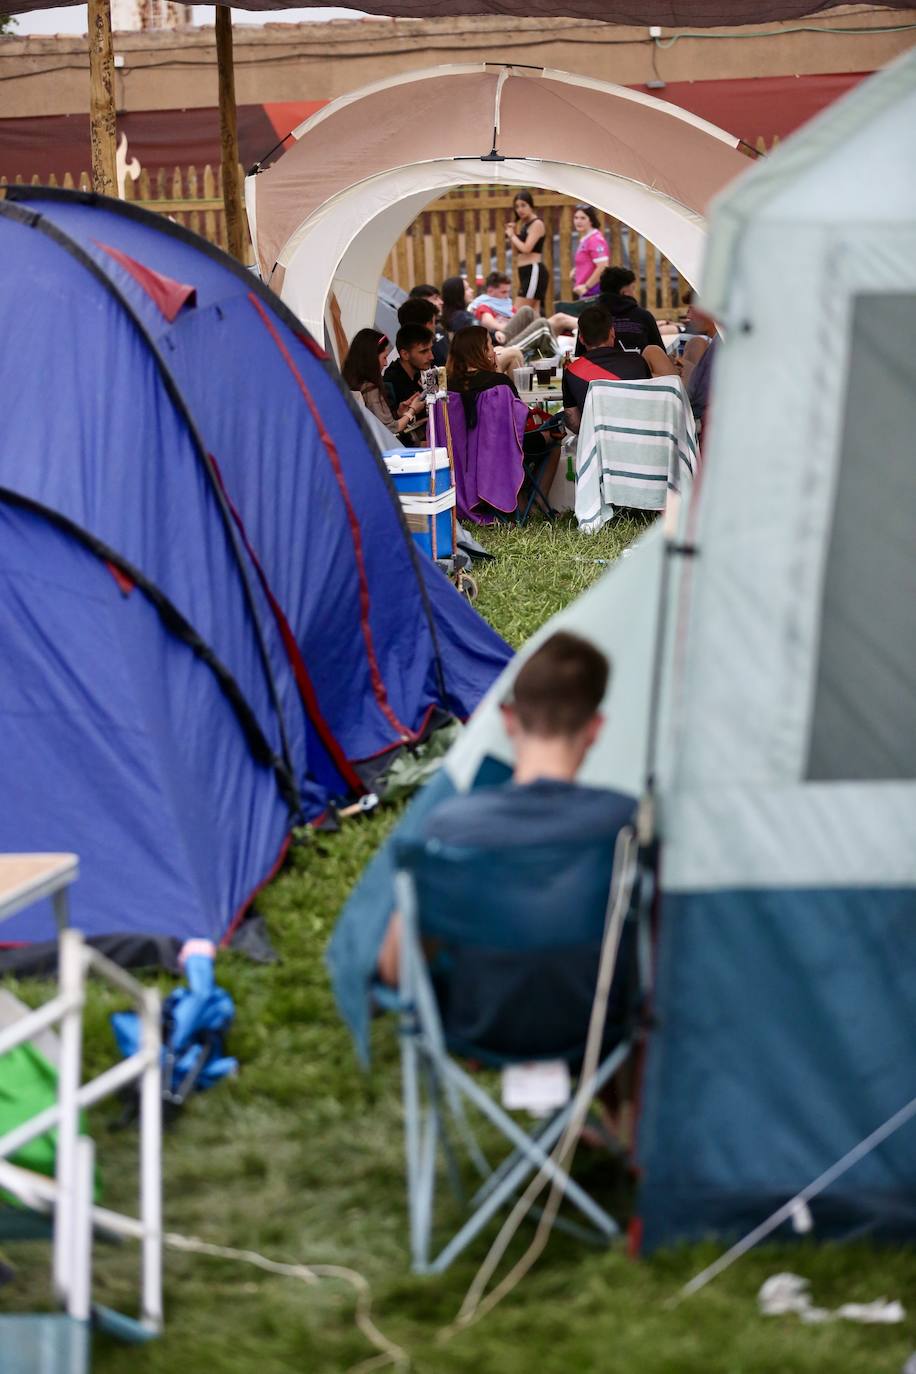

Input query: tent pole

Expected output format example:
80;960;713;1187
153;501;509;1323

87;0;117;196
216;5;246;264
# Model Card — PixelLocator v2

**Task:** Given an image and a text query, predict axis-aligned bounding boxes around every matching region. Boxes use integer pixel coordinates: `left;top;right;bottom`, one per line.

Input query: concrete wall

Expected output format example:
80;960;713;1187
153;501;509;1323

2;7;915;118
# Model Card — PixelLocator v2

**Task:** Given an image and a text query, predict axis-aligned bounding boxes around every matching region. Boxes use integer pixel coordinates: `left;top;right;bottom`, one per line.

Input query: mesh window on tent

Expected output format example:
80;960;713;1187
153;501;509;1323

807;292;916;781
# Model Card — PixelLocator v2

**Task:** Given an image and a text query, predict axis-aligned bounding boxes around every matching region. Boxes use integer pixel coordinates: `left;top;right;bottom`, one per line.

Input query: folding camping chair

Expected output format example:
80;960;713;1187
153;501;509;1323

390;827;650;1274
518;413;565;525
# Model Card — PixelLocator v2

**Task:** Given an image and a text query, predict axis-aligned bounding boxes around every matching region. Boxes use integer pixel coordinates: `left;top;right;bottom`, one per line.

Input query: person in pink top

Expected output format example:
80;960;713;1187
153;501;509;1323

551;206;612;332
571;206;610;300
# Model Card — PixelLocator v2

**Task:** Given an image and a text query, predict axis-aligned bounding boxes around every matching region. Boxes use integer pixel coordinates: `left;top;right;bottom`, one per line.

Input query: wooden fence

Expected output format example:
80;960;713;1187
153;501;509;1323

3;163;784;316
383;186;691;318
0;163;253;262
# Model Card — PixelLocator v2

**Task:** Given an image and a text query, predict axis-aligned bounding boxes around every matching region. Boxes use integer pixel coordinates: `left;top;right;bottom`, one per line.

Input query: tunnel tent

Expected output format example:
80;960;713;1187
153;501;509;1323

329;51;916;1247
244;63;749;343
0;187;510;955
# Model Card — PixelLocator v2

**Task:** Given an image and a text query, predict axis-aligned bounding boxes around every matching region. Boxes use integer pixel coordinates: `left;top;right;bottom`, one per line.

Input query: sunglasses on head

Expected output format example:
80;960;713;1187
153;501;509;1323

377;335;390;352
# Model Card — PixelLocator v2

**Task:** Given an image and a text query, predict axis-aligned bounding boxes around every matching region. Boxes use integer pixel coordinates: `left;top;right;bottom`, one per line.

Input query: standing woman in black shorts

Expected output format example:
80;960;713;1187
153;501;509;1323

505;190;549;315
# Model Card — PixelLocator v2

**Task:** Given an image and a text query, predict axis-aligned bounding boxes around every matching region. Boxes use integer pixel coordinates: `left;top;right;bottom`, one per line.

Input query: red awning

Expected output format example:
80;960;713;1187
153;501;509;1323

0;103;323;183
0;75;864;185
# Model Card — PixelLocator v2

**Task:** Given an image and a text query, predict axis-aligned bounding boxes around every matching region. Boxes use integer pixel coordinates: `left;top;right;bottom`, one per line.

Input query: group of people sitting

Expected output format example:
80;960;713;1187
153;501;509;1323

340;259;716;458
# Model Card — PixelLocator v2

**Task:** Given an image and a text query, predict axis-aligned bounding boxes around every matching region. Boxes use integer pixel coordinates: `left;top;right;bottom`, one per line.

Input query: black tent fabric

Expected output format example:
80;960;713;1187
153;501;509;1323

4;0;915;21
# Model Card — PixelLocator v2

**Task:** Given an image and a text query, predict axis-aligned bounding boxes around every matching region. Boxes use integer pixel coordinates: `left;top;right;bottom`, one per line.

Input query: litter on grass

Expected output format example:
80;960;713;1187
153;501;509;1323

758;1273;905;1325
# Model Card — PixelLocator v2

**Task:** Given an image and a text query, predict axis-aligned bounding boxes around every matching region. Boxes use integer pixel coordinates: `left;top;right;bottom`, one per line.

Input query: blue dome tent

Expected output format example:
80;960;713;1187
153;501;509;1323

0;187;510;954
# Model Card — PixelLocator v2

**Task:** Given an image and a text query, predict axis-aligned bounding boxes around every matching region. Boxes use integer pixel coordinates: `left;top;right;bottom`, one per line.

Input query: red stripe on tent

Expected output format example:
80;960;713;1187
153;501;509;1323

105;560;135;596
96;242;196;322
355;703;439;762
221;832;291;947
247;292;415;742
207;451;366;796
627;1216;644;1259
295;330;329;362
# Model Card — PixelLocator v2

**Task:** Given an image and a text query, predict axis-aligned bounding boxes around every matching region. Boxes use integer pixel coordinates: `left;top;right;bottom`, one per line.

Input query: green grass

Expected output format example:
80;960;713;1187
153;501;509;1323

2;515;914;1373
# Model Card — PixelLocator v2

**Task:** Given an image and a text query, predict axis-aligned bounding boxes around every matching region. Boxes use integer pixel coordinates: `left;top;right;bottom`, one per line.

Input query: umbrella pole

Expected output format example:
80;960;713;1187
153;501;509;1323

216;5;246;264
87;0;117;196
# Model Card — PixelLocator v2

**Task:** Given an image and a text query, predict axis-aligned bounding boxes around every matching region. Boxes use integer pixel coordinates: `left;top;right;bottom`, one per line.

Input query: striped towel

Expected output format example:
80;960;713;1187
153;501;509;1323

575;377;698;533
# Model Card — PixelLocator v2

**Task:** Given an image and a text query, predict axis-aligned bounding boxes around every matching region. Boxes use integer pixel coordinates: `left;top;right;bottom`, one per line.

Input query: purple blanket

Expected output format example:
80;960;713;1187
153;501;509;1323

436;389;528;525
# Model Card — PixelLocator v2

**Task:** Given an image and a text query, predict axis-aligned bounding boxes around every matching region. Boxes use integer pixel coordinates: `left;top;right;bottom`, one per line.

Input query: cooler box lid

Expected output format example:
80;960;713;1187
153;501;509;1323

383;447;449;474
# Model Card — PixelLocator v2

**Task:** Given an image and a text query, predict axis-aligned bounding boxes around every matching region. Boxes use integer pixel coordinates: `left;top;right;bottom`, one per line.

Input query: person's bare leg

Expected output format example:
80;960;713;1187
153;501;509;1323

642;344;678;378
514;295;541;316
377;913;401;987
528;444;561;515
500;306;538;344
678;334;710;387
548;312;578;333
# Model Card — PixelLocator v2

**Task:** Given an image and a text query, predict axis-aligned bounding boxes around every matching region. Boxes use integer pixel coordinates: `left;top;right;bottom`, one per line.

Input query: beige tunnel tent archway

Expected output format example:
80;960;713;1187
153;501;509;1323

245;64;751;345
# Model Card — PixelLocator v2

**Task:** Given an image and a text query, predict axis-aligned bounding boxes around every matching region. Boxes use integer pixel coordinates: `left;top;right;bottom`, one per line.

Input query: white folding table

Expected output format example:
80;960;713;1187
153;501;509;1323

0;854;79;931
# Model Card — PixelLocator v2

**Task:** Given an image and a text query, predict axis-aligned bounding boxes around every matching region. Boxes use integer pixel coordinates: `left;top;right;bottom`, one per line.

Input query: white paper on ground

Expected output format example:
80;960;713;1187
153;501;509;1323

758;1274;905;1325
501;1060;571;1116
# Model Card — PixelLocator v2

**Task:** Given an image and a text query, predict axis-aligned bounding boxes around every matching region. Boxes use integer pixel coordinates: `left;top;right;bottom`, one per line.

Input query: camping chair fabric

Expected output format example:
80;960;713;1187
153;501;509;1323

437;390;527;524
575;377;698;532
518;414;565;526
391;828;646;1273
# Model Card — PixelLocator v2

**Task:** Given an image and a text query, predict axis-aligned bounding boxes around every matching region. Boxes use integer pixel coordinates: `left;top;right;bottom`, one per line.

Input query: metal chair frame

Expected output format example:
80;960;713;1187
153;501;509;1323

392;852;649;1274
0;929;162;1336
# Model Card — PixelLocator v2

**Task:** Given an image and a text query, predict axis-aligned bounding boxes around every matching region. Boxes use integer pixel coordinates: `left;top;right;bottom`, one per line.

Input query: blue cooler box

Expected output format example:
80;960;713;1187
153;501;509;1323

383;447;455;559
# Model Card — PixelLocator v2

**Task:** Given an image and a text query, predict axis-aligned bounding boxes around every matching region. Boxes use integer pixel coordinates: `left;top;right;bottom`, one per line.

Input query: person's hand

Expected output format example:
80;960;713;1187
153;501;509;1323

572;285;584;298
504;223;514;239
397;398;413;417
494;330;507;345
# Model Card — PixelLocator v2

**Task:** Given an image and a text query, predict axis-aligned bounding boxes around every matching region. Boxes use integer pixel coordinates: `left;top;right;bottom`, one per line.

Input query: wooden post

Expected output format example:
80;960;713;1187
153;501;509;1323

609;216;624;270
644;238;657;313
558;203;573;303
430;210;444;287
215;6;246;263
410;216;425;283
395;233;409;289
445;207;460;283
87;0;117;195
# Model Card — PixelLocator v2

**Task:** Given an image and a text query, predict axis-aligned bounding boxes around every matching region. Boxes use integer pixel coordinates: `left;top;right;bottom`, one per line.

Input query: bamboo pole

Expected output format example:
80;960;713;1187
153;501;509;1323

215;6;246;263
87;0;117;195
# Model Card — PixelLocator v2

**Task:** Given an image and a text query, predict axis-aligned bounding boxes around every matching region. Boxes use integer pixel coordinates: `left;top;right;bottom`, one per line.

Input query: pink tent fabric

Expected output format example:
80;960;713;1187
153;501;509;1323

250;66;746;278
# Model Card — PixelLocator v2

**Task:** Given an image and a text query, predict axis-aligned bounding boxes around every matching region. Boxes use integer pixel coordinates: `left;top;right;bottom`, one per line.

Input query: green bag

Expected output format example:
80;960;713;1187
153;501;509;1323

0;1043;101;1207
0;1042;60;1178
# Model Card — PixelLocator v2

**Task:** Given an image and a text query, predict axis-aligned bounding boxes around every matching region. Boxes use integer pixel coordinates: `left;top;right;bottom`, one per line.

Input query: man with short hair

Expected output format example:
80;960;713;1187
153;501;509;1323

562;304;674;434
398;297;448;366
409;283;444;313
595;266;665;353
377;631;635;985
383;324;435;421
